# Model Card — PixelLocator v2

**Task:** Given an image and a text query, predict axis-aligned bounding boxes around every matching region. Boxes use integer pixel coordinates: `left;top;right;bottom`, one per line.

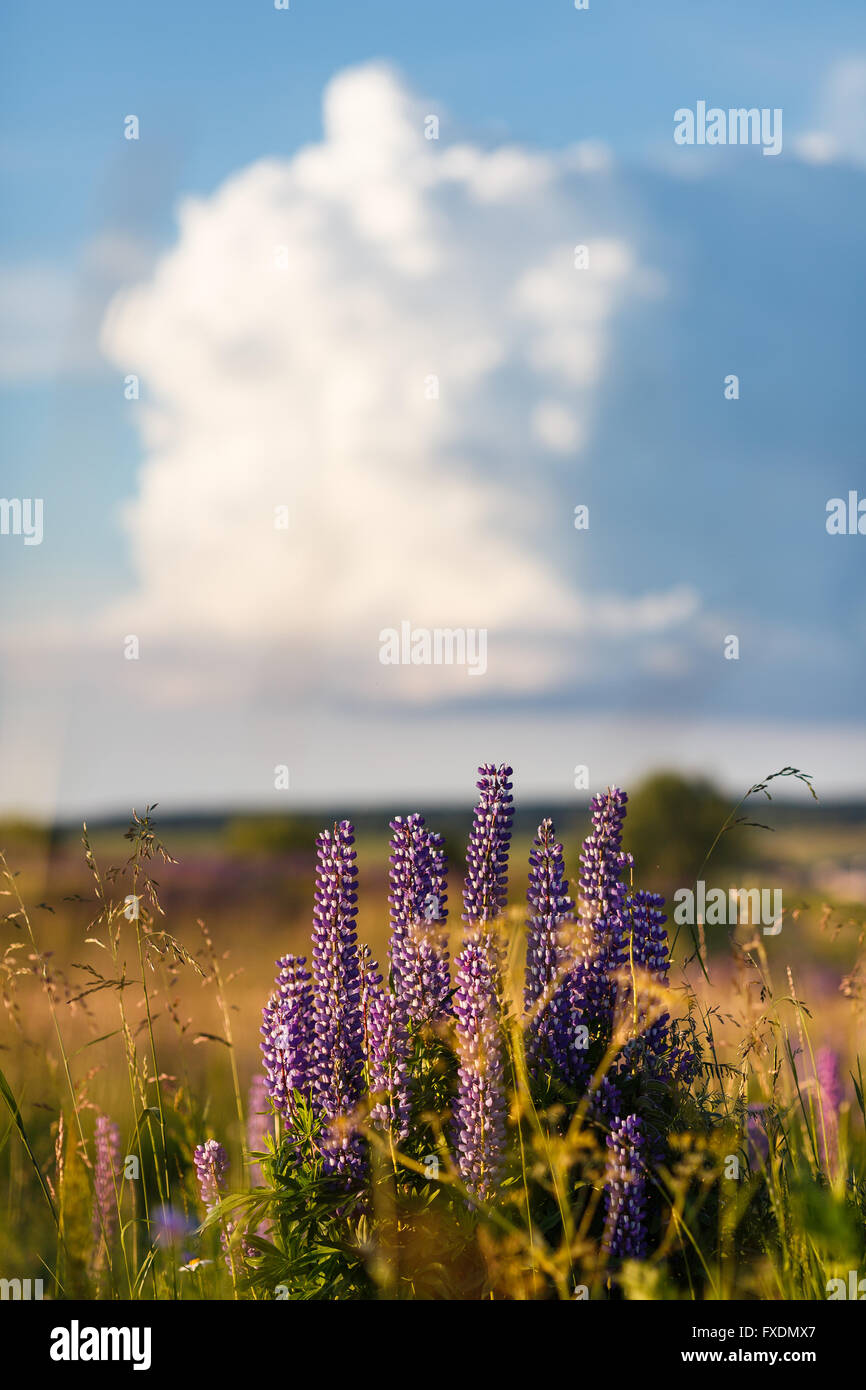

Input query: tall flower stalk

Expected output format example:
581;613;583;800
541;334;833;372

358;945;411;1145
409;827;452;1022
627;888;673;1071
462;763;514;935
604;1112;649;1259
366;977;412;1148
310;821;366;1181
194;1139;229;1212
452;941;507;1202
547;790;631;1087
576;787;632;1030
524;819;573;1065
388;814;450;1024
194;1139;234;1268
260;953;312;1129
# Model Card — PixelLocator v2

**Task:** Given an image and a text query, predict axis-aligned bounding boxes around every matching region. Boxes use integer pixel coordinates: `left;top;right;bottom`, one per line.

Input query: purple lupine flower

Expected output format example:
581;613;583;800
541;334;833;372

358;939;386;1078
194;1139;233;1263
388;814;425;990
629;890;669;977
194;1139;229;1211
590;1073;623;1127
462;763;514;932
452;941;507;1202
628;889;675;1074
524;819;573;1065
548;789;632;1082
414;828;452;1019
310;821;366;1181
260;954;312;1127
672;1045;700;1084
359;944;411;1142
816;1047;844;1171
358;942;384;1056
360;953;412;1144
604;1112;649;1260
577;787;633;1028
247;1074;271;1185
548;965;592;1087
92;1114;121;1253
388;813;448;1025
193;1139;254;1266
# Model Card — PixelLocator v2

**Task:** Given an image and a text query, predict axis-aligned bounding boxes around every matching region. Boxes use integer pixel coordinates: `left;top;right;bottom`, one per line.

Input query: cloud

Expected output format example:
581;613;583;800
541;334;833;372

5;61;866;812
0;264;80;382
94;63;688;704
794;56;866;166
0;233;157;383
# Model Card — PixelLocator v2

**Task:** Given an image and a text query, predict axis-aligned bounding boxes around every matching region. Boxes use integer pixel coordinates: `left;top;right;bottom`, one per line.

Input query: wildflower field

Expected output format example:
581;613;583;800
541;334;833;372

1;762;864;1307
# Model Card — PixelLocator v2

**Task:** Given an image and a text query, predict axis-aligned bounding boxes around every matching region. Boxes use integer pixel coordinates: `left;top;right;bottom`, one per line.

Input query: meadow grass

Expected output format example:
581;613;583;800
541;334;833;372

0;774;863;1301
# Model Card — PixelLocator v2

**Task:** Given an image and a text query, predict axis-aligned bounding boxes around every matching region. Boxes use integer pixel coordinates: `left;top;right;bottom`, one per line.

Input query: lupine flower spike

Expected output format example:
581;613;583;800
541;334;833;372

194;1139;233;1266
577;787;632;1030
310;821;366;1182
452;941;507;1202
92;1114;121;1257
463;763;515;934
604;1113;649;1260
388;814;450;1025
423;830;452;1018
524;819;573;1064
627;888;673;1073
260;953;312;1127
547;789;631;1095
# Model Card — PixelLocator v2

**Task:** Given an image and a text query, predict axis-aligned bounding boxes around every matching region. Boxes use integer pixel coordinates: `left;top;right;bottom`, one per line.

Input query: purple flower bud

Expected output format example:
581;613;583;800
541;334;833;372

525;819;573;1064
462;764;514;932
548;958;593;1088
310;821;366;1182
194;1138;229;1211
359;947;411;1143
604;1112;649;1260
92;1114;120;1253
260;954;312;1126
388;814;451;1024
629;889;669;978
194;1139;251;1266
628;889;675;1074
358;940;384;1027
578;788;633;1029
591;1074;623;1125
452;941;507;1202
420;829;452;1018
547;790;635;1084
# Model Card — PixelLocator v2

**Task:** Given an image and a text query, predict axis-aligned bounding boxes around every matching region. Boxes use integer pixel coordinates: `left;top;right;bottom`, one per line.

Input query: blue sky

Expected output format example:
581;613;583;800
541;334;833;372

1;1;865;817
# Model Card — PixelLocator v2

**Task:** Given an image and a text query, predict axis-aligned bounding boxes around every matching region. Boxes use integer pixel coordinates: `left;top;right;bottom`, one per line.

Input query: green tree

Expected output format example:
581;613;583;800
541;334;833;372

626;772;750;888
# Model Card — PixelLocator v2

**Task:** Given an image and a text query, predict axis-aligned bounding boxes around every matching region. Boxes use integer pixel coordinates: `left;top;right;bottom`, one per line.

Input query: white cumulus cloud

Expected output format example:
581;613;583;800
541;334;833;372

99;61;688;703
